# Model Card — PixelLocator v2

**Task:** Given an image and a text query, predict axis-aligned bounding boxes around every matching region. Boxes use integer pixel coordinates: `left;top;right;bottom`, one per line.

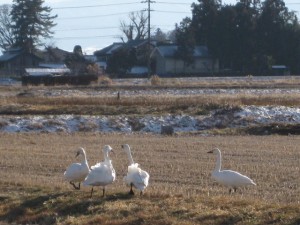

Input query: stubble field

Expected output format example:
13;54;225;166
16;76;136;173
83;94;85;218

0;133;299;224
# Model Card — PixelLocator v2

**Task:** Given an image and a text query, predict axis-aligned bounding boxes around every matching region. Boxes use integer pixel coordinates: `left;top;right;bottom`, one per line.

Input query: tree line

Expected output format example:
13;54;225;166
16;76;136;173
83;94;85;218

0;0;56;52
1;0;300;75
176;0;300;75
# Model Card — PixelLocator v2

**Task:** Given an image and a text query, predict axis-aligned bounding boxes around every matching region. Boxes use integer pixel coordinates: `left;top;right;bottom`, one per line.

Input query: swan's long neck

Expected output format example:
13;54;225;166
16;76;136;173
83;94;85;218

126;148;135;165
214;150;222;172
103;150;110;162
82;151;89;167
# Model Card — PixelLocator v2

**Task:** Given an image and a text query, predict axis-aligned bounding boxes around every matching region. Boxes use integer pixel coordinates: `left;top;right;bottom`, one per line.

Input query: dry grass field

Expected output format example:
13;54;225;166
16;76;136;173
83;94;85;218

0;77;300;224
0;133;299;224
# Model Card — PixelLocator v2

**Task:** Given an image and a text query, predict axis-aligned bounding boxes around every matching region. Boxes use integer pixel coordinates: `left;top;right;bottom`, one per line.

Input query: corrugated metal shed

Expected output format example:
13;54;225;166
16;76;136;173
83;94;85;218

25;68;71;76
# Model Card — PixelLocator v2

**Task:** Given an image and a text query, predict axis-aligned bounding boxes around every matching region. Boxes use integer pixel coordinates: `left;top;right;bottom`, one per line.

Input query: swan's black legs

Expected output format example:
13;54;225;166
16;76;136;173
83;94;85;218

78;183;81;190
90;187;94;198
70;182;80;190
229;187;237;194
129;183;134;195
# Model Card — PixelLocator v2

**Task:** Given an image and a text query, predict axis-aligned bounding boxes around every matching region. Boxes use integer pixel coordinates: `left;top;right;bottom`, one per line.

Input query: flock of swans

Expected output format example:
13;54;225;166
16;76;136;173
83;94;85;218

64;145;256;197
64;144;150;197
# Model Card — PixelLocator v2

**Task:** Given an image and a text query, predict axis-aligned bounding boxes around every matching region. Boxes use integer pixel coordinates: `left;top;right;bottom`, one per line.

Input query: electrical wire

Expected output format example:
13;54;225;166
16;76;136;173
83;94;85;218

53;2;141;10
53;24;174;32
53;35;120;40
156;1;191;5
57;11;142;20
155;10;191;14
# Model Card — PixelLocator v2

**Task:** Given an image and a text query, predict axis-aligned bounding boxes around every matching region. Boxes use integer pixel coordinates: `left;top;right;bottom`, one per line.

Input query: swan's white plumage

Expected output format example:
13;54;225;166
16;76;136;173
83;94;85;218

64;147;90;185
83;145;115;194
122;144;149;193
208;148;256;191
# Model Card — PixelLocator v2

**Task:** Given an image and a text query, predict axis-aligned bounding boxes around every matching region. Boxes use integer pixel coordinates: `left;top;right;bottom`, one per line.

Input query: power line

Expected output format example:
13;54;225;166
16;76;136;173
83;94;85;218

54;26;120;32
53;2;141;9
57;11;141;20
56;9;190;20
54;24;175;32
53;35;120;40
156;1;191;5
155;10;190;14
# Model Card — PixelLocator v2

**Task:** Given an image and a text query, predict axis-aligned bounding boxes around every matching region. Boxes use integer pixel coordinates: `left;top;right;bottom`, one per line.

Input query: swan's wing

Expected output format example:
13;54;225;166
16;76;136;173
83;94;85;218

215;170;255;186
64;163;89;182
91;162;104;170
83;163;115;186
139;169;150;187
125;164;149;191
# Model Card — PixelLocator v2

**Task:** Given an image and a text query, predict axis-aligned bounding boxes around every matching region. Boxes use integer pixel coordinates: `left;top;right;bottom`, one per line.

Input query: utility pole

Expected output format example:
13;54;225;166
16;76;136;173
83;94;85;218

142;0;155;77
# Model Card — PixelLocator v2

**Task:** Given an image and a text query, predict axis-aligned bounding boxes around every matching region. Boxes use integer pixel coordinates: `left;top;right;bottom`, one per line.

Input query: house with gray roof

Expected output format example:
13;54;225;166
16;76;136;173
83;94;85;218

93;42;125;70
150;45;219;76
94;40;156;72
0;48;42;77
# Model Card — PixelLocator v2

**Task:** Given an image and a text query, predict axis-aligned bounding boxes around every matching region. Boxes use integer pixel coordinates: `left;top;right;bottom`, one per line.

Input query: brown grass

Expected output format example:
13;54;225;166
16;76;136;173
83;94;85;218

0;133;299;224
2;92;300;116
1;77;300;116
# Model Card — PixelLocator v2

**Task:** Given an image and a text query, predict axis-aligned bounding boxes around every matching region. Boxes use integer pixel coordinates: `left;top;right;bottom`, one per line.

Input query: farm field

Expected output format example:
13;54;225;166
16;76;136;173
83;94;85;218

0;77;300;224
0;133;299;225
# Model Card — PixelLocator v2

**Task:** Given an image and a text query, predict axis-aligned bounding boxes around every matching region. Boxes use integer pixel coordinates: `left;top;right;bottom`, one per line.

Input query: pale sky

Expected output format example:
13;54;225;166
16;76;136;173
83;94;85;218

0;0;299;54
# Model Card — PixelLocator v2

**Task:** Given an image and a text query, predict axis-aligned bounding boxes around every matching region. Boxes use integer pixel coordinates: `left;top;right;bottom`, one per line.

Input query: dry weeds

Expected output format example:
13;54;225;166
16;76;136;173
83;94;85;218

1;77;300;116
0;133;299;224
2;92;300;116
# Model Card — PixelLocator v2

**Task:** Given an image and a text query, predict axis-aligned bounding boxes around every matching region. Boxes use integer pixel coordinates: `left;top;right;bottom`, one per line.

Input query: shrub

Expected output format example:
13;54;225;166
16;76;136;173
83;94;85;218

98;75;113;86
150;75;161;85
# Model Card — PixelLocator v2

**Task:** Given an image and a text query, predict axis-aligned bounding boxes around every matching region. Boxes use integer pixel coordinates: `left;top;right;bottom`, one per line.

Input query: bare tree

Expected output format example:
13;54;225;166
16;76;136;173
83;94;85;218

0;4;15;51
120;11;148;42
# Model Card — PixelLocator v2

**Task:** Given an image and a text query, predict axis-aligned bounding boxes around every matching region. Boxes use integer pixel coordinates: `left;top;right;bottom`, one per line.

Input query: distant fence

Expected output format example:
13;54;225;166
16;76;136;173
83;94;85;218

21;74;98;86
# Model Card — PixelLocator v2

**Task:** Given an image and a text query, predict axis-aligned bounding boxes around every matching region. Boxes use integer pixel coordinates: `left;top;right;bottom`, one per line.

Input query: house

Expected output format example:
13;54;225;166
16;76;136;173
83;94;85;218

94;39;156;71
0;48;43;77
39;47;70;63
150;45;219;76
94;42;124;70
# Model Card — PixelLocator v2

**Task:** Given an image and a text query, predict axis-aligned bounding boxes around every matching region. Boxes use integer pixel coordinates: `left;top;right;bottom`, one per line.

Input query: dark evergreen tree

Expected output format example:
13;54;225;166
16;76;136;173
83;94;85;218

10;0;57;52
256;0;299;73
65;45;90;75
175;17;196;66
106;47;137;74
186;0;300;74
191;0;221;46
229;1;258;73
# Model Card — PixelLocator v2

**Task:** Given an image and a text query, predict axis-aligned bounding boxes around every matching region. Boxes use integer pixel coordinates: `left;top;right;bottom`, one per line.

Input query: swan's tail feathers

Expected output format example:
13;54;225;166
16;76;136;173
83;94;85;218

248;178;256;186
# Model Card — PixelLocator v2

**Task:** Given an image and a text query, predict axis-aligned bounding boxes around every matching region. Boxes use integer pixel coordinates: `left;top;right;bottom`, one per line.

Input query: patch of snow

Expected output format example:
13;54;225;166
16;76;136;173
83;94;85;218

0;106;300;134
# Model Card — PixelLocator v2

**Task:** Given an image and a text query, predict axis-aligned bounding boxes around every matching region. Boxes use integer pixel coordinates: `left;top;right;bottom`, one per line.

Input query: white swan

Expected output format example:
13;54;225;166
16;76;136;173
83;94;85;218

64;147;90;190
83;145;116;197
207;148;256;193
122;144;150;195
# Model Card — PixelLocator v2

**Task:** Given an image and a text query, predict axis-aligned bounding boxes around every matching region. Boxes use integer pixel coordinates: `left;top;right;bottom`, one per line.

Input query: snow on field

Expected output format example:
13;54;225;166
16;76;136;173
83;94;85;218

1;106;299;134
28;87;300;97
